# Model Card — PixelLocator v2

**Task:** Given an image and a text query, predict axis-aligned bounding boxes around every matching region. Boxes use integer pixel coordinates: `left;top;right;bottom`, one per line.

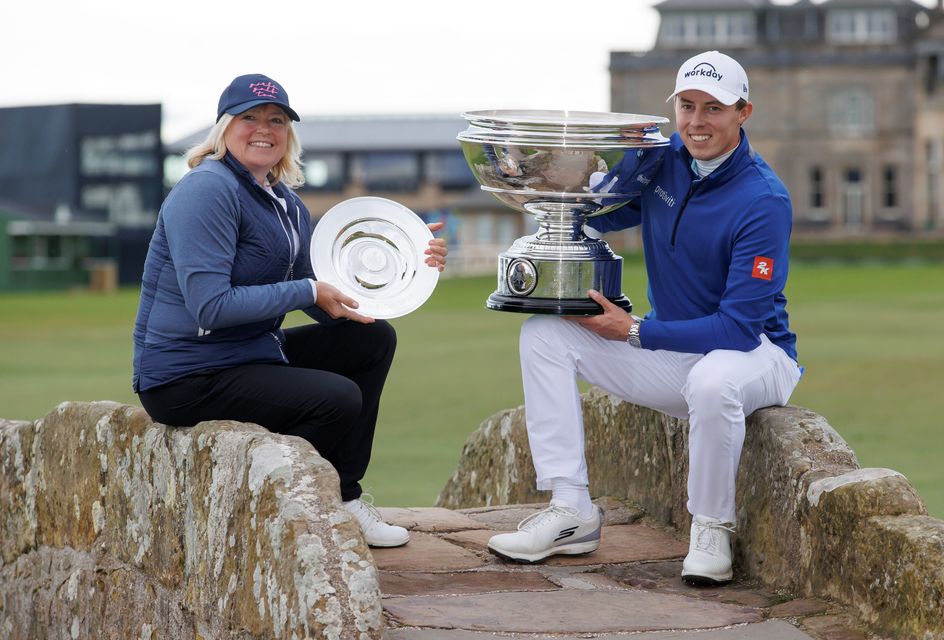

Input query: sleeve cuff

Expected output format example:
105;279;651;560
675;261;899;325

308;279;318;305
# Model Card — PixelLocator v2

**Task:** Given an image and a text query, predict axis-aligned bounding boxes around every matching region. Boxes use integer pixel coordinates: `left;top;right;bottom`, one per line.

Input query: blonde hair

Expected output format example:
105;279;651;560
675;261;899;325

185;112;305;188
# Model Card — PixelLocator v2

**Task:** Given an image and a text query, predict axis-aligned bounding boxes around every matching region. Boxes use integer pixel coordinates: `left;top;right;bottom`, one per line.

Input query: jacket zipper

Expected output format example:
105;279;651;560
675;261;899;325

268;198;296;280
268;332;288;362
262;186;297;333
670;178;705;248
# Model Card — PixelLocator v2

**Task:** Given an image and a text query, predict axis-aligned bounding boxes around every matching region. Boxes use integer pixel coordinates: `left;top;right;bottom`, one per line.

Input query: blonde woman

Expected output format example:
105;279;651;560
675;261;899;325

133;74;446;547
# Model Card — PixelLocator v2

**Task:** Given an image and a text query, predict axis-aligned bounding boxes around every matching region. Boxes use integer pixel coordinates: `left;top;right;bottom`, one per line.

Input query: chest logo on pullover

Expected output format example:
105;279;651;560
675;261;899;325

654;185;676;207
752;256;774;281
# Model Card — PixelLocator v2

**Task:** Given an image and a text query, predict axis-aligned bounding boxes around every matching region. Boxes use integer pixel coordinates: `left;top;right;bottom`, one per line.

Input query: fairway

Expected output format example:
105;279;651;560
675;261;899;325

1;261;941;519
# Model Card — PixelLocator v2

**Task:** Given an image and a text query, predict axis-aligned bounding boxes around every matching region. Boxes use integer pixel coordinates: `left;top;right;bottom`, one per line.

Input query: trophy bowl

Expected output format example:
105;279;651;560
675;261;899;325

457;109;670;315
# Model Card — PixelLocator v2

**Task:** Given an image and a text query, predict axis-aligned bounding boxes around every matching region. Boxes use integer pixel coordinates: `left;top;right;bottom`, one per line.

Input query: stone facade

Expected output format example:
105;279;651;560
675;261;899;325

437;387;944;640
609;0;944;234
0;401;383;640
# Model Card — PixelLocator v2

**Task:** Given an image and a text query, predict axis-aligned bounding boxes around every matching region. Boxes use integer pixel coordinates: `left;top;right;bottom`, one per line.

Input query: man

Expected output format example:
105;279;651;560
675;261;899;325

487;51;802;585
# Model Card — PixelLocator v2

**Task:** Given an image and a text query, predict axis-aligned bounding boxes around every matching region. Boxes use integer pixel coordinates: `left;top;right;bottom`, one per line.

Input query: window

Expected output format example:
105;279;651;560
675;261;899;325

928;140;942;227
81;183;152;227
660;12;755;47
80;131;160;177
11;235;31;262
696;14;714;41
809;166;825;209
882;166;898;208
497;215;517;245
475;215;494;244
163;154;189;189
303;153;345;191
927;54;940;95
827;9;896;44
842;168;865;229
828;89;874;136
661;15;685;43
424;151;477;190
351;152;419;191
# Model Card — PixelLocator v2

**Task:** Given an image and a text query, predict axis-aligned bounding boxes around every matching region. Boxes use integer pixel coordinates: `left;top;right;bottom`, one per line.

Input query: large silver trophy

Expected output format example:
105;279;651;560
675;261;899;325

458;109;669;315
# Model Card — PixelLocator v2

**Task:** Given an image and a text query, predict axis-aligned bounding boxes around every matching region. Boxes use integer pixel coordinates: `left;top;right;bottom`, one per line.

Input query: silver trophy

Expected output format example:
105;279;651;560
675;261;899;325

458;109;669;315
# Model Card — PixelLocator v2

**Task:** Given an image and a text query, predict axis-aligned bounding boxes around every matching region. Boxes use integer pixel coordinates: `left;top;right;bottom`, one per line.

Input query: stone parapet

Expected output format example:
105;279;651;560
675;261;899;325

0;401;383;640
436;387;944;640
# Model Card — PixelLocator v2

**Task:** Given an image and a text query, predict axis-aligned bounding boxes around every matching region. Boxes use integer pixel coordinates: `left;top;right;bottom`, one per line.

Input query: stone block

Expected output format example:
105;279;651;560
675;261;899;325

437;389;944;640
0;401;383;639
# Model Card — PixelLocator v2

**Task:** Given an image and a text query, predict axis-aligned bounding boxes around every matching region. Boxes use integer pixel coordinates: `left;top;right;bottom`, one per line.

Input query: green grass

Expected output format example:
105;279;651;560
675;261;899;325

1;261;942;518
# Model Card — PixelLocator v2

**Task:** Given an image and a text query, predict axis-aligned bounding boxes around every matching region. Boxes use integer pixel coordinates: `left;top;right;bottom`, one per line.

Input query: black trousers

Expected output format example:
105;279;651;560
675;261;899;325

138;321;396;501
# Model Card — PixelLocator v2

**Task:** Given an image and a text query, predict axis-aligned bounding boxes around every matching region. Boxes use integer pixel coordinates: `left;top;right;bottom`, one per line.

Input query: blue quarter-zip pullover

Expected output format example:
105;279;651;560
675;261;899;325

133;154;332;392
589;130;797;361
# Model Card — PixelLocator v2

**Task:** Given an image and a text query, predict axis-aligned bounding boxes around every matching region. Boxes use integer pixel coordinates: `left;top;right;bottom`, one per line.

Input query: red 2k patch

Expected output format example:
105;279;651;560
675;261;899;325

752;256;774;281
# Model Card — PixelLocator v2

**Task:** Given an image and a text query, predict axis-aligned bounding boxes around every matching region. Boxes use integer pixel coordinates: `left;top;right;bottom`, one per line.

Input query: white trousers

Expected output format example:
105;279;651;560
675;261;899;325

519;315;802;523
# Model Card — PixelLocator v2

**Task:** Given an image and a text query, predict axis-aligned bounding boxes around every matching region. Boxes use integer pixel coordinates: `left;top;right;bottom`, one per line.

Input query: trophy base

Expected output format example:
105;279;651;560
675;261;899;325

487;293;632;316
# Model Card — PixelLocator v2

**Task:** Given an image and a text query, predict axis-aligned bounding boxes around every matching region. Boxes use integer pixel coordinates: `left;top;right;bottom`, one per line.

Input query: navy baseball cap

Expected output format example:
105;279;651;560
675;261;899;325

216;73;300;122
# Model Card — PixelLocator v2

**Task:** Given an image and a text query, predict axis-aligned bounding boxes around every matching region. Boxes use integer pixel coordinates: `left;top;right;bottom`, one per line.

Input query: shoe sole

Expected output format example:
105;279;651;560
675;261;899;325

487;540;600;564
681;571;733;586
366;535;410;548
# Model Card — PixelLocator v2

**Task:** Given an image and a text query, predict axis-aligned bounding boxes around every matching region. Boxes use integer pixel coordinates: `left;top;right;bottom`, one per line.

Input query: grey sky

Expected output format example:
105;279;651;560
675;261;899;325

4;0;661;141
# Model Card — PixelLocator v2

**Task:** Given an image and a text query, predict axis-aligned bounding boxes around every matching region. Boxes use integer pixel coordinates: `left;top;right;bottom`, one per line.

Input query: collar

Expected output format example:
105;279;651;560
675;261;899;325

222;152;289;199
674;129;751;187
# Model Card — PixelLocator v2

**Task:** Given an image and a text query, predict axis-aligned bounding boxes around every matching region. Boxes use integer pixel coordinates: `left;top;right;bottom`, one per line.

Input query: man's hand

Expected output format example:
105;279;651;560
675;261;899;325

315;281;375;324
567;289;632;341
425;222;448;272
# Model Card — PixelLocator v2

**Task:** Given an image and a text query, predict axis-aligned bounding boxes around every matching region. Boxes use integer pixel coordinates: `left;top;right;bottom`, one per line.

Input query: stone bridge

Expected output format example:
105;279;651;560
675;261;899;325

2;390;942;639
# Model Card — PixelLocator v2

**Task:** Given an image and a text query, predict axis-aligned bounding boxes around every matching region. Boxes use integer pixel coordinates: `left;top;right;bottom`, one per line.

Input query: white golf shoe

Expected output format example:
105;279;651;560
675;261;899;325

487;500;602;563
343;495;410;548
681;515;735;585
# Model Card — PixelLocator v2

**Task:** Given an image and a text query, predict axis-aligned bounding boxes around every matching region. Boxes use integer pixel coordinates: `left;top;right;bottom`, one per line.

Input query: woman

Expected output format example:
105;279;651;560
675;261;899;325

132;73;447;548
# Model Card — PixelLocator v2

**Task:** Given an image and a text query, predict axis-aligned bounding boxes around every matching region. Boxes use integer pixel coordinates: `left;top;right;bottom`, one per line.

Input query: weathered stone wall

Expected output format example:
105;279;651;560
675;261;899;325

437;388;944;640
0;401;383;640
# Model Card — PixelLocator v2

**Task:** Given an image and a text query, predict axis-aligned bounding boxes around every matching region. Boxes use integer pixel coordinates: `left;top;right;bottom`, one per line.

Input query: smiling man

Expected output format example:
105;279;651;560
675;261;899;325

487;51;801;587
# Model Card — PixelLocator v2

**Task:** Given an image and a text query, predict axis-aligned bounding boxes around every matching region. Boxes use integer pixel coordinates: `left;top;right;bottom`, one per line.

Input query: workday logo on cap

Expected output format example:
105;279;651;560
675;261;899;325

666;51;749;106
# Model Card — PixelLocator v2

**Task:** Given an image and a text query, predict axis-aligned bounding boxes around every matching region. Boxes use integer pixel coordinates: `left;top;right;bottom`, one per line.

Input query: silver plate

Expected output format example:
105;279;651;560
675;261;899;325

311;197;439;319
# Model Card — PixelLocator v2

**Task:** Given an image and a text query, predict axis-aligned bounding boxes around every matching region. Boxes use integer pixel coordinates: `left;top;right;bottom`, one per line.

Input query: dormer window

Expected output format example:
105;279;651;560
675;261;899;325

660;12;755;48
826;9;896;44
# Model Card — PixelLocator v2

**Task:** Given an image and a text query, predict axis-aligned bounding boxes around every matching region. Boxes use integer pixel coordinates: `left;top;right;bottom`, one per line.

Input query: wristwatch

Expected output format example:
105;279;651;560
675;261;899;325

627;315;643;348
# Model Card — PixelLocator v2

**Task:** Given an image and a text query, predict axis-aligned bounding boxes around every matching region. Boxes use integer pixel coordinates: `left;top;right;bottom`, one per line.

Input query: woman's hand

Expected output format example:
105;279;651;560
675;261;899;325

315;281;374;324
567;289;632;341
425;222;448;272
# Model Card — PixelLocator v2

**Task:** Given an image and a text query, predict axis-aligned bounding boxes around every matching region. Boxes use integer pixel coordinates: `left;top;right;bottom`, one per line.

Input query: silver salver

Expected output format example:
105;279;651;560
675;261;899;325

458;109;669;315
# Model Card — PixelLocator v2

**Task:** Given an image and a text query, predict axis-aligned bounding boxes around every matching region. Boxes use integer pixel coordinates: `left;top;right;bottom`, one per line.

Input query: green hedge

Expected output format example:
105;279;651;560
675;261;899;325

789;239;944;262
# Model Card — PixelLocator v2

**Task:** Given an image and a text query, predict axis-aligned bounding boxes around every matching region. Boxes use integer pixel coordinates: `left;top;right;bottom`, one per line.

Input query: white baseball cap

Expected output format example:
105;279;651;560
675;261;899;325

666;50;749;106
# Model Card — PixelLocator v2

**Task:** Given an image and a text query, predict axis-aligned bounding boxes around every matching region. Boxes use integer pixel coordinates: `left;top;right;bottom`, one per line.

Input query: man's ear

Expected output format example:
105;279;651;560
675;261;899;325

738;102;754;126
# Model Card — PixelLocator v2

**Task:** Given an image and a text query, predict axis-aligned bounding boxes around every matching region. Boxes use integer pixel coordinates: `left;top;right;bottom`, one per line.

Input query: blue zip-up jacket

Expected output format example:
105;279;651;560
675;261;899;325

588;130;797;361
133;154;333;392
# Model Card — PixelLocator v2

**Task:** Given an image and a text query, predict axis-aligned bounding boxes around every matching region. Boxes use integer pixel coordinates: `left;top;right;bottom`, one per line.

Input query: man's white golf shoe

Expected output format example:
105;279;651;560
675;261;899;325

487;500;602;563
681;515;735;585
343;494;410;548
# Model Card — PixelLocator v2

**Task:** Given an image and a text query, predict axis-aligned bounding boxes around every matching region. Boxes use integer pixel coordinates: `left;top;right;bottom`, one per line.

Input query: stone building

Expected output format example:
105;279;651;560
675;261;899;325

166;114;531;275
610;0;944;234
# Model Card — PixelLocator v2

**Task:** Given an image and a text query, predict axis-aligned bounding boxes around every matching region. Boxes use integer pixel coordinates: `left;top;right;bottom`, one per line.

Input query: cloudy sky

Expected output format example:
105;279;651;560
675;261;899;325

4;0;664;141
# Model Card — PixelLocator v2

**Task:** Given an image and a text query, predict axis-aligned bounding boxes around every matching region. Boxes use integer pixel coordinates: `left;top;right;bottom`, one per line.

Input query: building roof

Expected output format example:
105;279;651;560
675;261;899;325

655;0;925;11
0;199;114;235
167;113;469;155
655;0;773;10
819;0;926;8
